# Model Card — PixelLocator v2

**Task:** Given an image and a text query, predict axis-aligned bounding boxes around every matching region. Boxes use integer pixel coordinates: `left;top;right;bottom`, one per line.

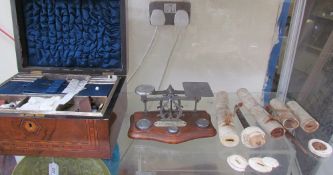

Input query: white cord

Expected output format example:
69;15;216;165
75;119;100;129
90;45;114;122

127;26;159;82
157;28;184;90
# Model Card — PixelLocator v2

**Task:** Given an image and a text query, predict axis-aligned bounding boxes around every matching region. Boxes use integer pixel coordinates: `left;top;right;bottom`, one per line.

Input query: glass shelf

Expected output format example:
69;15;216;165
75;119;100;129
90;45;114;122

118;92;296;175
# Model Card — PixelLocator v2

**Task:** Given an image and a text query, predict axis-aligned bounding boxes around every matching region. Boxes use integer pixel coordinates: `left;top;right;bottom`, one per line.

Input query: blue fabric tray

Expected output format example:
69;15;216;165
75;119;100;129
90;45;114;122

23;0;121;69
78;84;114;96
0;80;112;96
0;82;32;94
24;79;66;94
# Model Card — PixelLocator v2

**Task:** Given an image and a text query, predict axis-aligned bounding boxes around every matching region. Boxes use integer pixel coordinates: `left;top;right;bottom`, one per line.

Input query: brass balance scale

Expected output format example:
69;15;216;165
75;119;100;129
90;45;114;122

128;82;217;144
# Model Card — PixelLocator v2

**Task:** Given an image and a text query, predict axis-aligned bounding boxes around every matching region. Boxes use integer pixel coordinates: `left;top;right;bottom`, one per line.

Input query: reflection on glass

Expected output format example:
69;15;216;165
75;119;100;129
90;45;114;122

287;0;333;174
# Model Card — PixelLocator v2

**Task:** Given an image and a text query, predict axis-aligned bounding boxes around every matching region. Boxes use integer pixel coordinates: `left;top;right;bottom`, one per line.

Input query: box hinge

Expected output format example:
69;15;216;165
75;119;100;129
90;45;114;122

30;70;43;75
19;113;45;118
102;72;114;76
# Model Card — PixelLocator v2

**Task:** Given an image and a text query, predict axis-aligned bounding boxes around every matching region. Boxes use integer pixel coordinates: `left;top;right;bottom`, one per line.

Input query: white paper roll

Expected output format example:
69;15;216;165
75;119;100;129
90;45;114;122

237;89;284;138
270;98;299;129
249;106;285;138
219;124;240;147
286;101;319;133
236;88;259;109
216;91;239;147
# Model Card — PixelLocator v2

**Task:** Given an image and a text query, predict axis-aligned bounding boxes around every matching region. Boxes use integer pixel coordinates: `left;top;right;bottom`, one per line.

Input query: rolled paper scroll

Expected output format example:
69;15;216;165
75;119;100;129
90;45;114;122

237;88;285;138
216;91;239;147
236;88;259;109
269;98;300;129
286;101;319;133
249;106;285;138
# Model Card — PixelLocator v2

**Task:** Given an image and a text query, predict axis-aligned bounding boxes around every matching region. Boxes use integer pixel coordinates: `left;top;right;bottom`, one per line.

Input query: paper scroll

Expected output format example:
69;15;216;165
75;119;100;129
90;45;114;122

286;101;319;133
216;91;239;147
269;98;299;129
237;88;284;138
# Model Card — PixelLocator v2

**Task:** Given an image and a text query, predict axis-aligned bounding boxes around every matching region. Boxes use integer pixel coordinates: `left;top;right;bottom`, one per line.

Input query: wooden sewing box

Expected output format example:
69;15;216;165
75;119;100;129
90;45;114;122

0;0;127;158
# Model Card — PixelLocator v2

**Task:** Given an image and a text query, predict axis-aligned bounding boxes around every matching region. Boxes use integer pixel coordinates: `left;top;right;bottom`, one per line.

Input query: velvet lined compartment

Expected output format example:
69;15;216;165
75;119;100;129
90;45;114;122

0;80;112;96
23;0;121;69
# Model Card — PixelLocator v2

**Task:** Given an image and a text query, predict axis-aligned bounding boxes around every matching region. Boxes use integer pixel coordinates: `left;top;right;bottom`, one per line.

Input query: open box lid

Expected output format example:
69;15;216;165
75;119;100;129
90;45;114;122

10;0;126;75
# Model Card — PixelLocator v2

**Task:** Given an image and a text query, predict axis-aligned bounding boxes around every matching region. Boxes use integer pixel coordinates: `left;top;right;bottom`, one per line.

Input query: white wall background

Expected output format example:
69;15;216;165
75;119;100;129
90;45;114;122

0;0;282;93
126;0;282;93
0;0;17;82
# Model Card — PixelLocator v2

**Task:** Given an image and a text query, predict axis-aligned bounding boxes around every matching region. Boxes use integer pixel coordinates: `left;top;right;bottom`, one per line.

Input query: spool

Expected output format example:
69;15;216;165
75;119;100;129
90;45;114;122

241;126;266;148
286;101;319;133
248;157;273;173
227;155;248;172
308;139;332;158
236;107;266;148
216;91;240;147
269;98;299;129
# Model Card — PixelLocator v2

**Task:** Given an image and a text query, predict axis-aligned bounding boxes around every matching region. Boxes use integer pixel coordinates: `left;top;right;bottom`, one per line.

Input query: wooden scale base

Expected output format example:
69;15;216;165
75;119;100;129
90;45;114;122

128;111;217;144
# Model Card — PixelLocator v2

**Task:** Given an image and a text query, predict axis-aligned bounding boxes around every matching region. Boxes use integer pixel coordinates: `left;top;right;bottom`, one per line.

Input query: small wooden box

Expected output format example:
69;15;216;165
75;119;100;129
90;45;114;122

0;0;127;158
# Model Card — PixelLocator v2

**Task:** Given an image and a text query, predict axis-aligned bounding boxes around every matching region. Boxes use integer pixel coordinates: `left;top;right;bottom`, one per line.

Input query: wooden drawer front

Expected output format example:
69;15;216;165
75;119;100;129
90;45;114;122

0;117;111;158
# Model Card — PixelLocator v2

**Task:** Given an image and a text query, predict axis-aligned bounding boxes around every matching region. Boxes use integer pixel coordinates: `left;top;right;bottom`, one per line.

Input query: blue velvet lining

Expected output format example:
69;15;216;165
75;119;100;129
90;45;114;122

0;82;32;94
78;84;113;96
23;0;121;69
0;80;112;96
23;79;67;94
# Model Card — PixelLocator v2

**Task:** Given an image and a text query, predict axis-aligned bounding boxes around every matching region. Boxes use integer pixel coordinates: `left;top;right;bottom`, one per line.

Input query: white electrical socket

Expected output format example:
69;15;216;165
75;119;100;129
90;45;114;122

164;3;177;13
149;1;190;26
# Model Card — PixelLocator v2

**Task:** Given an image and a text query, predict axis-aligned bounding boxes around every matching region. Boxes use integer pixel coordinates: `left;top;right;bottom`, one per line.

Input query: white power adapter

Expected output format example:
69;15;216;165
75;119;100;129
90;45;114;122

150;9;166;26
174;10;189;27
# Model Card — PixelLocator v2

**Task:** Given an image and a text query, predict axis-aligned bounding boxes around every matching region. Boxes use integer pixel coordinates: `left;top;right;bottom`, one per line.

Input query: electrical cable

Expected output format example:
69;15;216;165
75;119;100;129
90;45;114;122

157;28;184;90
127;26;159;82
121;25;157;157
120;139;134;162
0;27;14;41
121;29;183;162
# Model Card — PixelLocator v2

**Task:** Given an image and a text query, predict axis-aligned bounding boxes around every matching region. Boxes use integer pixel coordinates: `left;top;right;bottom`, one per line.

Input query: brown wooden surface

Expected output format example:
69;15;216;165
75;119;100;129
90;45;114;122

128;111;217;144
0;116;112;158
0;77;126;159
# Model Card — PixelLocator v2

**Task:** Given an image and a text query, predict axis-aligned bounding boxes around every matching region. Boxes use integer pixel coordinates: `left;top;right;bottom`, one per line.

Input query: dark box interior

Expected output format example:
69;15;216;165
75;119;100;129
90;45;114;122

0;0;126;159
11;0;126;74
0;0;126;116
23;0;121;69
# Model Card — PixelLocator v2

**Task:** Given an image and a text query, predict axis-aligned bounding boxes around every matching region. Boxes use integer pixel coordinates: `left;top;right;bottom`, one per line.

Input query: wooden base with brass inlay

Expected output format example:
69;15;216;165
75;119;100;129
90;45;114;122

128;111;217;144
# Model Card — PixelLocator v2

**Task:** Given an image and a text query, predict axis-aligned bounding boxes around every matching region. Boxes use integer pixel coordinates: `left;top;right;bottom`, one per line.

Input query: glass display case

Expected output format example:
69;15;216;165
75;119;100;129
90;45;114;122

0;0;332;175
118;93;296;175
118;0;296;174
282;0;333;174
